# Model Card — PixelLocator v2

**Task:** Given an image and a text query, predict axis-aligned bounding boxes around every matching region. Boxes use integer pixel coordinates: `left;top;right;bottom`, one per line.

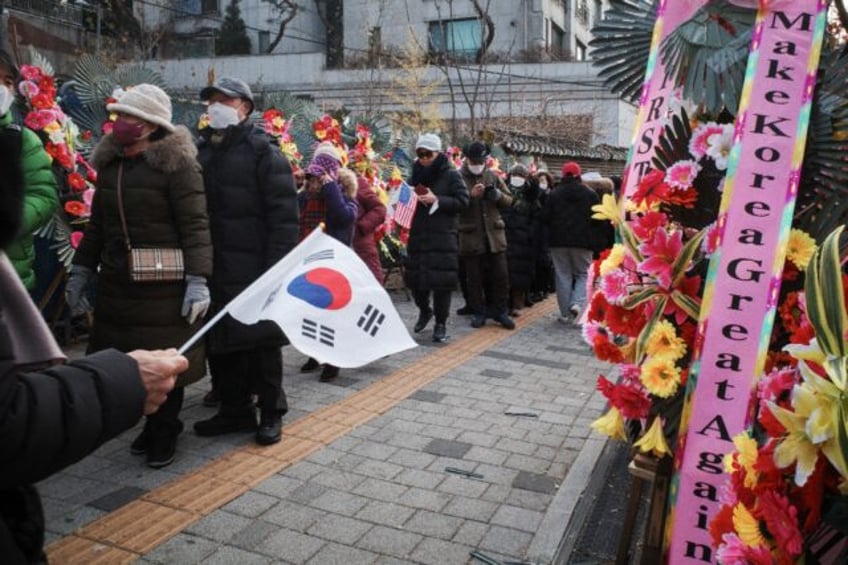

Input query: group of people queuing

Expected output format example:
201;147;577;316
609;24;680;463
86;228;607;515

0;50;614;561
403;134;615;345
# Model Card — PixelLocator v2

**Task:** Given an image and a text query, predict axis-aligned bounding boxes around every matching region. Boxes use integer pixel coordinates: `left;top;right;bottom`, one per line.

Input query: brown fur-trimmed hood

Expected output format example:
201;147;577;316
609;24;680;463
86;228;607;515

91;125;198;173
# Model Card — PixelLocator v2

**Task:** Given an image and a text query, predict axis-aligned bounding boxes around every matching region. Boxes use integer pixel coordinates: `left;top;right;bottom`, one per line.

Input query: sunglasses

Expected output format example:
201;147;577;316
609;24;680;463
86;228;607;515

416;150;435;159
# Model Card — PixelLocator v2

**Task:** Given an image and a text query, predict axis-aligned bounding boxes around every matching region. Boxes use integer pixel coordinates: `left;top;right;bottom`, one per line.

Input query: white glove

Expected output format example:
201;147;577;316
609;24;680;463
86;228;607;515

182;274;210;324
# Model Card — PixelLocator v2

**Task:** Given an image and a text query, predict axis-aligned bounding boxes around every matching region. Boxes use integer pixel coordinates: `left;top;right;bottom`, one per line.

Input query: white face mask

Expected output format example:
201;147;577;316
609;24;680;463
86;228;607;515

468;164;485;176
539;181;548;190
207;102;241;129
510;177;526;188
0;86;14;116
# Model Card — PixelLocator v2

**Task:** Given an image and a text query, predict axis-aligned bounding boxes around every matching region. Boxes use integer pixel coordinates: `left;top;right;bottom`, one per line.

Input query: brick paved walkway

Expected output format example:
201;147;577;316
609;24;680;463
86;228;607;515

42;292;610;564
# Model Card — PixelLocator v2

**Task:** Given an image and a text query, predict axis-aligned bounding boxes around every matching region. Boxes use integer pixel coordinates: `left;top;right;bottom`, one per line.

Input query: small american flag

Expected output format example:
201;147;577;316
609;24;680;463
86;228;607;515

393;181;418;229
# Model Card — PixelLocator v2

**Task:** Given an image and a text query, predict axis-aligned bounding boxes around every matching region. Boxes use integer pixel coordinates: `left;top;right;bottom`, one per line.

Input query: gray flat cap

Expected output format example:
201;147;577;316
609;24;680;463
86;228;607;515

200;77;255;107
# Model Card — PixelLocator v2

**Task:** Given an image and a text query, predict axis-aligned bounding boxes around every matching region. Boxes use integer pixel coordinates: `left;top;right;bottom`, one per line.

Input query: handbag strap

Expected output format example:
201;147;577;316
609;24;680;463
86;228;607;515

116;161;132;252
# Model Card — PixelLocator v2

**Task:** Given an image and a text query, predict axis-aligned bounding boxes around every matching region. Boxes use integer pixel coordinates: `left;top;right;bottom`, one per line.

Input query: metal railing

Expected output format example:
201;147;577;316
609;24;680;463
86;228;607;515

3;0;84;25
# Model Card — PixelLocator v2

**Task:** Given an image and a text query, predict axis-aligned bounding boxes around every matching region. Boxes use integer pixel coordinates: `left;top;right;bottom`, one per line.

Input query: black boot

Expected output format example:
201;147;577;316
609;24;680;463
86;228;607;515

256;412;282;445
130;425;149;456
470;313;486;328
493;311;516;330
432;322;448;343
319;364;340;382
300;357;320;372
194;409;257;437
147;420;184;469
414;309;433;333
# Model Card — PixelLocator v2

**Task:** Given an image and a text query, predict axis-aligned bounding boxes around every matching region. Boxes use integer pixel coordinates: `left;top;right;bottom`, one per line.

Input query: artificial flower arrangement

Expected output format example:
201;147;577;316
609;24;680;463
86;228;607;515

709;226;848;564
18;62;97;259
587;106;817;460
260;108;302;170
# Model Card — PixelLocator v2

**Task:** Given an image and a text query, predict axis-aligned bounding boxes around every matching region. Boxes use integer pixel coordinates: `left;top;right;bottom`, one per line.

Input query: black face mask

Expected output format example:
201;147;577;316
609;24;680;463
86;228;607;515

0;126;23;250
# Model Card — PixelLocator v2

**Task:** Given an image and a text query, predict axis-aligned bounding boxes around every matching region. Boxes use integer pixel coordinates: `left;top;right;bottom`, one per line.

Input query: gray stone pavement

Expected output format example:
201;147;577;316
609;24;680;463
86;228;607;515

42;291;611;564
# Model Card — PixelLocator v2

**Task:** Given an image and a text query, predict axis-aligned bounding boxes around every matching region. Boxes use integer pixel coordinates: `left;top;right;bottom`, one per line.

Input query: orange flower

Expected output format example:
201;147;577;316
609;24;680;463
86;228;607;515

68;172;87;192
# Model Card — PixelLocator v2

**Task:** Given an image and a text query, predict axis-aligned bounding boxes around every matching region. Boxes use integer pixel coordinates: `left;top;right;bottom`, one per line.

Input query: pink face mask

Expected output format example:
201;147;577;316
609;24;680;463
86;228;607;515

112;119;147;146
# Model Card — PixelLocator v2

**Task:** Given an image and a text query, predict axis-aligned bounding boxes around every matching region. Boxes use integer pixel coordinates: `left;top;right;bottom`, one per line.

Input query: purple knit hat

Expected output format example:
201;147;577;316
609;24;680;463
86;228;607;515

305;154;341;179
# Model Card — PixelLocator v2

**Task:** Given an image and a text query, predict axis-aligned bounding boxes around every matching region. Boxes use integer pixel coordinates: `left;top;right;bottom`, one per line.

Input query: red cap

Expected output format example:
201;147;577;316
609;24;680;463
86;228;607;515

561;161;582;178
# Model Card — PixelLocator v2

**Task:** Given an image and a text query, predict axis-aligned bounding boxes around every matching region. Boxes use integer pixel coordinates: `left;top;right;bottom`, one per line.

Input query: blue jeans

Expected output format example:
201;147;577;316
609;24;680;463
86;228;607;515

549;247;593;317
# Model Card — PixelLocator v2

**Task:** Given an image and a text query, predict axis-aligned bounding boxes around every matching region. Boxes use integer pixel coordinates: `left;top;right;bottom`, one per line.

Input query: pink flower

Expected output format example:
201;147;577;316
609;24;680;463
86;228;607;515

702;221;722;256
581;321;603;346
716;533;748;565
757;490;803;557
638;228;683;288
665;160;701;190
631;211;668;241
689;122;725;159
19;65;43;81
24;109;58;130
599;269;631;304
18;80;39;99
82;188;95;207
70;231;84;249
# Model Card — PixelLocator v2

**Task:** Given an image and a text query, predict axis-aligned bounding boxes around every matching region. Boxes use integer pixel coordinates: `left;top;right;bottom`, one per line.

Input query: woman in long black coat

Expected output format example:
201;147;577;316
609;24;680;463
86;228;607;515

503;164;544;315
404;133;469;343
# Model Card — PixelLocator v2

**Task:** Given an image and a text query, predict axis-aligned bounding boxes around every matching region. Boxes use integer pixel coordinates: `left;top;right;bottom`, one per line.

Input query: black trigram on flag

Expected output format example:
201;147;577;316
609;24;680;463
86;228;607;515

303;249;334;265
302;319;335;346
357;304;386;337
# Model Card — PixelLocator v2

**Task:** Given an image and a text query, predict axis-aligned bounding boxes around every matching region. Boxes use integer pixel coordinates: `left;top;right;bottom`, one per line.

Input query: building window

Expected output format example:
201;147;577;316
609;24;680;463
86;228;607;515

258;30;270;53
551;22;565;59
429;18;482;61
575;39;587;61
576;0;589;26
176;0;219;16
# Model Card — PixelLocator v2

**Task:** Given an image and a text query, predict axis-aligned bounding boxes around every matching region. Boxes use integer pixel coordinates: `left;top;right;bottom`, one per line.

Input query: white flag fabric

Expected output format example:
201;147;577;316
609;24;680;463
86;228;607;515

226;227;417;368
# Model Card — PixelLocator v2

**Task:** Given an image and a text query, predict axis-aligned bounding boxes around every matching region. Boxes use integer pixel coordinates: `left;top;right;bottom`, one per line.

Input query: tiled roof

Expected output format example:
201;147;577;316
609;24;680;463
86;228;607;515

498;131;628;161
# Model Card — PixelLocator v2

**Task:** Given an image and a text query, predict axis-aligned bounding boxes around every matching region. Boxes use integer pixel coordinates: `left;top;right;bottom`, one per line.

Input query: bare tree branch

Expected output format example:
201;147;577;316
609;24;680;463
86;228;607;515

263;0;299;54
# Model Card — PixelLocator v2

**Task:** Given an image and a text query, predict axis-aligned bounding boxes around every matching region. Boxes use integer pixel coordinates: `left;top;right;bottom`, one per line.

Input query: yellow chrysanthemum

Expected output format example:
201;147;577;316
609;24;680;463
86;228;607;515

732;503;766;547
786;228;816;271
639;356;681;398
599;244;626;276
592;193;622;226
730;432;759;488
633;417;671;458
590;407;627;441
644;320;687;361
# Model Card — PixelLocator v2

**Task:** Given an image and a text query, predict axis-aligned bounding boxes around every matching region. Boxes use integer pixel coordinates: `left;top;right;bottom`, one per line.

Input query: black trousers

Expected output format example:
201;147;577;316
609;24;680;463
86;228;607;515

146;385;184;436
413;288;452;324
464;252;509;316
208;347;288;416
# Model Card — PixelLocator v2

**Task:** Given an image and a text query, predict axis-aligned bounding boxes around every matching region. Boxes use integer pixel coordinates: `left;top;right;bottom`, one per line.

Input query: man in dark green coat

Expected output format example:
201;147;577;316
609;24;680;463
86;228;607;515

0;51;58;291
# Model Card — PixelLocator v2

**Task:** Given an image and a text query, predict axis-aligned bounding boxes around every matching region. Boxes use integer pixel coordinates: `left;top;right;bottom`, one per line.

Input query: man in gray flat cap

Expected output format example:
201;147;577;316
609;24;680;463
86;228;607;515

193;77;299;446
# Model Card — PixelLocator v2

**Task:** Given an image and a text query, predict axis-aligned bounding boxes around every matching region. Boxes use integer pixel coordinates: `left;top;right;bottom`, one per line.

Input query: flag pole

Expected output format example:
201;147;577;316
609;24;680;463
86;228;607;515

177;307;229;355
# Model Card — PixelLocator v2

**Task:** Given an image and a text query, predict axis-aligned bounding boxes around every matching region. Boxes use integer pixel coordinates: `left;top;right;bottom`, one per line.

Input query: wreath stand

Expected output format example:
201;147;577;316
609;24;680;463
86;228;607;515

616;452;673;564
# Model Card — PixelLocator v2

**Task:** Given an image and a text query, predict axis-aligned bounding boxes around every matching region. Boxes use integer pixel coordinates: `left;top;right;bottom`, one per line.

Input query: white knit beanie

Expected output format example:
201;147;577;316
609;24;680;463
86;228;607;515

106;84;175;132
415;133;442;152
312;141;342;163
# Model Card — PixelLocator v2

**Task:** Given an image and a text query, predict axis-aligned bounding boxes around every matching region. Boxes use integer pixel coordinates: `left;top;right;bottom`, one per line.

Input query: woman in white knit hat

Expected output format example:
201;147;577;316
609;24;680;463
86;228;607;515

65;84;213;469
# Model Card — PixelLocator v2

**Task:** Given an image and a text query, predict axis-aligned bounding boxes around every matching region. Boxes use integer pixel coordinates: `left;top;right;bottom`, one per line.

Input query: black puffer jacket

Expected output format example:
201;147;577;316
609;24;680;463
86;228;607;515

404;155;469;291
0;316;144;564
503;179;543;290
197;123;299;354
542;176;602;250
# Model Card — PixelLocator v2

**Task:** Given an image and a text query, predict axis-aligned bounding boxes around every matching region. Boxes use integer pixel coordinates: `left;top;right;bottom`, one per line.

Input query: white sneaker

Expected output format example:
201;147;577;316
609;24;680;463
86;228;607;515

569;304;581;318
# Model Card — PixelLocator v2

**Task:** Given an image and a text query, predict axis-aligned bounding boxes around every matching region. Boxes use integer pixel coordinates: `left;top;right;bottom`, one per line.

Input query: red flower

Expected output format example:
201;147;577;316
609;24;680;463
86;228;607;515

664;186;698;208
64;200;87;216
709;504;735;547
758;406;786;438
592;333;625;363
631;210;668;241
45;142;73;169
605;303;646;337
586;291;611;324
80;130;93;142
631;169;669;208
67;172;87;192
756;491;802;556
30;92;54;110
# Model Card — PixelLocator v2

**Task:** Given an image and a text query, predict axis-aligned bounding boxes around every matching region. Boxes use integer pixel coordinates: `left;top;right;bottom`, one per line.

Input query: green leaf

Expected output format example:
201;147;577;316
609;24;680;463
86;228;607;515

670;290;701;320
635;295;669;363
805;227;847;359
670;228;705;287
621;287;659;310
